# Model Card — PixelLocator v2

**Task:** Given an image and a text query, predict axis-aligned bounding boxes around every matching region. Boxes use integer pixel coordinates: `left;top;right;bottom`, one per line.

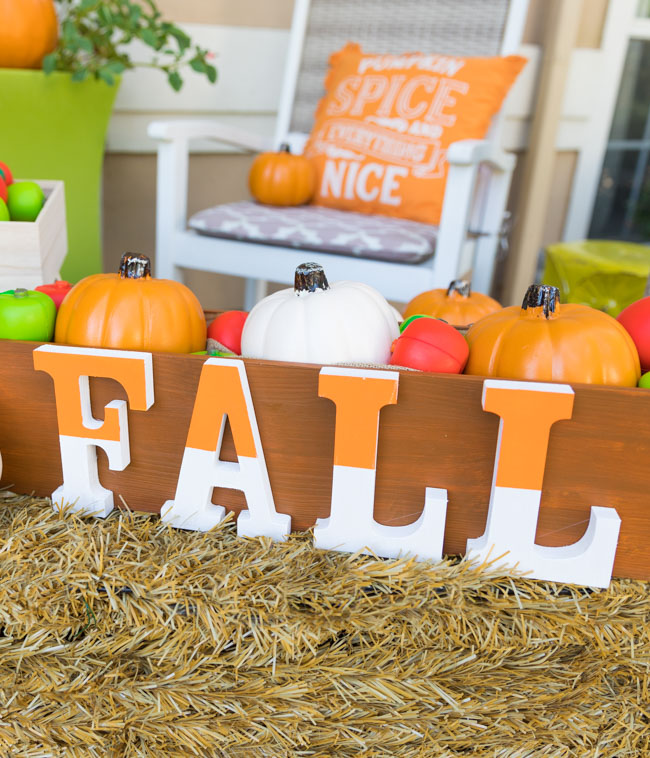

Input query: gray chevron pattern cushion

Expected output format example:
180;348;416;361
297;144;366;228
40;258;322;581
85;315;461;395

189;202;437;263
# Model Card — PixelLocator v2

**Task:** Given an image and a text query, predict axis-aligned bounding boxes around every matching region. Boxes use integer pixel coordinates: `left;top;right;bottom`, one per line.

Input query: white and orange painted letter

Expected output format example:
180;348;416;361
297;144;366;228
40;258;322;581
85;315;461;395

162;358;290;539
33;345;154;518
314;366;447;560
467;380;621;587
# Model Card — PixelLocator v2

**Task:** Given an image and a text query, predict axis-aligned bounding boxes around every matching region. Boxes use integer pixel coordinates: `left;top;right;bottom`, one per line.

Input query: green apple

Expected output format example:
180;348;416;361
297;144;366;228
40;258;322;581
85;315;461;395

639;372;650;389
0;289;56;341
0;198;9;222
7;181;45;222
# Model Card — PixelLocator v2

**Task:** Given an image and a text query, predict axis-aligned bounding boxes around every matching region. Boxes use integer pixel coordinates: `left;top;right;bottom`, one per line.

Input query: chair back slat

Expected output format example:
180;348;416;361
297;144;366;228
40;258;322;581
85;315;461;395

289;0;512;134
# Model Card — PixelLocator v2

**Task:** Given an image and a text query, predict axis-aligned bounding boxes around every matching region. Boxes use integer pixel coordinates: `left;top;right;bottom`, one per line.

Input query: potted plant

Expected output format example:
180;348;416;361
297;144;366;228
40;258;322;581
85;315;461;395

0;0;217;283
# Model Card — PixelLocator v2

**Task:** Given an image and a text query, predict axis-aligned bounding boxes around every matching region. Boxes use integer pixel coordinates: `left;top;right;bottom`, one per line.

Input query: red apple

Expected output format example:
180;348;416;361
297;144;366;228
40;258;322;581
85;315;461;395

35;280;73;310
207;310;248;354
617;296;650;371
0;161;13;186
389;317;468;373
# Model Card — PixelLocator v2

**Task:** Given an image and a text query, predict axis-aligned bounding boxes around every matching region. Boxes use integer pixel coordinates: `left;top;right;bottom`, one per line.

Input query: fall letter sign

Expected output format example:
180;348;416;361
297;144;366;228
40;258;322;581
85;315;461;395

28;345;621;588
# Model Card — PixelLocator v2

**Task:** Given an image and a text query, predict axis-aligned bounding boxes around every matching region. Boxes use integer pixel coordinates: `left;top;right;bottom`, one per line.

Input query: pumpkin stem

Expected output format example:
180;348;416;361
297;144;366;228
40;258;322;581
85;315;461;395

119;253;151;279
279;143;291;154
294;262;329;295
447;279;471;298
522;284;560;318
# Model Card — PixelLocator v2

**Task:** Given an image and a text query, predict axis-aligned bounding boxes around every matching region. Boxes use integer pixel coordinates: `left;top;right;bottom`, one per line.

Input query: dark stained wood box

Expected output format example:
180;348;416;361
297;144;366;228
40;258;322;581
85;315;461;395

1;335;650;580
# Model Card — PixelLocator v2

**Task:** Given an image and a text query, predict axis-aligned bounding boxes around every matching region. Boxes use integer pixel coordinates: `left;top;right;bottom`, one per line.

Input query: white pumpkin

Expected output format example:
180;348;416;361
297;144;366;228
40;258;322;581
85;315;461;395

241;263;400;365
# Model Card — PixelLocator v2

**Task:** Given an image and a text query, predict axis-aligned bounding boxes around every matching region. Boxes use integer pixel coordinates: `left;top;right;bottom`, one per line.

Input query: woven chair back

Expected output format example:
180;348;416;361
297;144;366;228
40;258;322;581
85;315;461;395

290;0;512;133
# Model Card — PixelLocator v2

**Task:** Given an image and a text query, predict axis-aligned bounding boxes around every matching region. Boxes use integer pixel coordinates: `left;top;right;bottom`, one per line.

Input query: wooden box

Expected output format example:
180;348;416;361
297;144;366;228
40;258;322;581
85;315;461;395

0;180;68;291
1;336;650;581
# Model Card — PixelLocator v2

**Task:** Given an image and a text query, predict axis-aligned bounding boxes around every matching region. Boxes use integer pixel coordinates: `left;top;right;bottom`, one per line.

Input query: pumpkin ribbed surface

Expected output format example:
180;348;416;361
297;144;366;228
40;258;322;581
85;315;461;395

241;264;399;365
0;0;58;69
55;266;207;354
403;280;502;327
249;145;316;206
464;285;641;386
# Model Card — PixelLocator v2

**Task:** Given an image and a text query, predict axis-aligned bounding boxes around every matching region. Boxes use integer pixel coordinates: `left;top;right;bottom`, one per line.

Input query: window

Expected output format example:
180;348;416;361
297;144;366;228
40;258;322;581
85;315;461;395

589;39;650;240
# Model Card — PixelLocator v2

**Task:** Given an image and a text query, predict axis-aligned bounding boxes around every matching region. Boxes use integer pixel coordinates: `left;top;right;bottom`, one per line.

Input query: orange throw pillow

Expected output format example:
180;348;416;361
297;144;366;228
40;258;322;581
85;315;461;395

303;43;527;225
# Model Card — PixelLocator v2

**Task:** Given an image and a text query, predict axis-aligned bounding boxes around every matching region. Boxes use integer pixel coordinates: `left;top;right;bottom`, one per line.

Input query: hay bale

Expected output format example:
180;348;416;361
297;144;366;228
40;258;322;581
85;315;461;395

0;490;648;757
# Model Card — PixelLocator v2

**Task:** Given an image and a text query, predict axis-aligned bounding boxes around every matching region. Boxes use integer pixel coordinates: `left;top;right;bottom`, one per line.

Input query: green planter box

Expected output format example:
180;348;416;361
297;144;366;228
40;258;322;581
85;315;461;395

543;239;650;316
0;69;118;283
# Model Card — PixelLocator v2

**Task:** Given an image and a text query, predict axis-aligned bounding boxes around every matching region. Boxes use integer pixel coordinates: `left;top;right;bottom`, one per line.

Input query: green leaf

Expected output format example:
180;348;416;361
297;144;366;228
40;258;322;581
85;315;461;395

140;28;158;48
98;69;116;85
42;53;57;75
77;37;94;53
168;70;183;91
106;61;126;74
98;6;113;25
62;19;78;42
169;27;190;52
190;58;206;74
206;65;217;84
71;68;89;82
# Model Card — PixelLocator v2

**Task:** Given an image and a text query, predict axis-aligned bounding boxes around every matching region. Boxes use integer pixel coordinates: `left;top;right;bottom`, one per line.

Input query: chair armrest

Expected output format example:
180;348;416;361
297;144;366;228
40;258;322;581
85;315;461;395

147;119;274;153
447;138;516;172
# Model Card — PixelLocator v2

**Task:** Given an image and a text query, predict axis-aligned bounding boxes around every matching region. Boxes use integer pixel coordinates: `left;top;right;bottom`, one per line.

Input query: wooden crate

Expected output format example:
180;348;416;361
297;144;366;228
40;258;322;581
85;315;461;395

0;180;67;291
1;337;650;581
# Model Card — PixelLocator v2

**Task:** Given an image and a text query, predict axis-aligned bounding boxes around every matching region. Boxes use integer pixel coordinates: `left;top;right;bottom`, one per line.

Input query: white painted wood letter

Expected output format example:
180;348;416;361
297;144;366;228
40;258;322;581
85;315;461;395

315;366;447;560
162;358;290;540
33;345;154;518
466;379;621;588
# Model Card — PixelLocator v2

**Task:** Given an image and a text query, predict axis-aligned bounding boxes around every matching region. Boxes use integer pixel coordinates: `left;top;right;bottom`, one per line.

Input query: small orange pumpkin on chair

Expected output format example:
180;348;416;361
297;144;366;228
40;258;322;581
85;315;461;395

248;143;316;206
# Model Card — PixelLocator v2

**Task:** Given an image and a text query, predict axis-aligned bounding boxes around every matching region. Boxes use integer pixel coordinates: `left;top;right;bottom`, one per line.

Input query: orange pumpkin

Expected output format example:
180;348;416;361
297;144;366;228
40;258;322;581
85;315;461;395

248;144;316;206
403;279;502;327
0;0;59;69
55;253;207;354
464;284;641;386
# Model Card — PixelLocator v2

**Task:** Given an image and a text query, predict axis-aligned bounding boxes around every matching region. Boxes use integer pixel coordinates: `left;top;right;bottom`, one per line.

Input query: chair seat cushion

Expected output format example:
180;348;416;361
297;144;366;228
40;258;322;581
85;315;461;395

188;201;437;264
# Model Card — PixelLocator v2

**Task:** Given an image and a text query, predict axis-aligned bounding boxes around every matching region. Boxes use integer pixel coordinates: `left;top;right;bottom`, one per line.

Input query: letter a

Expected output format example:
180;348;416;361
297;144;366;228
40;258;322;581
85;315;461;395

315;366;447;560
466;380;621;588
33;345;154;517
162;358;290;540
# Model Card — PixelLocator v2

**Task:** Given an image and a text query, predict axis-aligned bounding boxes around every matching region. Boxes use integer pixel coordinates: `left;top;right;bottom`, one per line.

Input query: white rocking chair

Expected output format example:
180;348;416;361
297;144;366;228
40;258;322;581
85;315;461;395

149;0;529;310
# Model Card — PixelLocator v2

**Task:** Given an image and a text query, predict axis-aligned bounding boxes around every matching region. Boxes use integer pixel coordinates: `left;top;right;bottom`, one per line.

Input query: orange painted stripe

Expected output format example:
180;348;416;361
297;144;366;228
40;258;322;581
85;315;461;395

185;363;256;457
320;372;398;470
484;385;574;490
34;350;149;440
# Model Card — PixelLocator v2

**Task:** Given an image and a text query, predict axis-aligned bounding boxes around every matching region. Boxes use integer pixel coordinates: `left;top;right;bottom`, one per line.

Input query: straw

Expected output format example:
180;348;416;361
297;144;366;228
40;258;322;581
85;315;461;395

0;490;648;757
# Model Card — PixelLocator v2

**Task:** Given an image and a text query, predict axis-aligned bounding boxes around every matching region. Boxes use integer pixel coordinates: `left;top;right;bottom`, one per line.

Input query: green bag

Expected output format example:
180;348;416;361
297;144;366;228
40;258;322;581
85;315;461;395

543;240;650;316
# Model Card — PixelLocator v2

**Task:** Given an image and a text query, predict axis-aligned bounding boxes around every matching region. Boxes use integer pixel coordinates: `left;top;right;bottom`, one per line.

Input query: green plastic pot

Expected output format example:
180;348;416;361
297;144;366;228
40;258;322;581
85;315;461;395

0;69;119;283
543;239;650;317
